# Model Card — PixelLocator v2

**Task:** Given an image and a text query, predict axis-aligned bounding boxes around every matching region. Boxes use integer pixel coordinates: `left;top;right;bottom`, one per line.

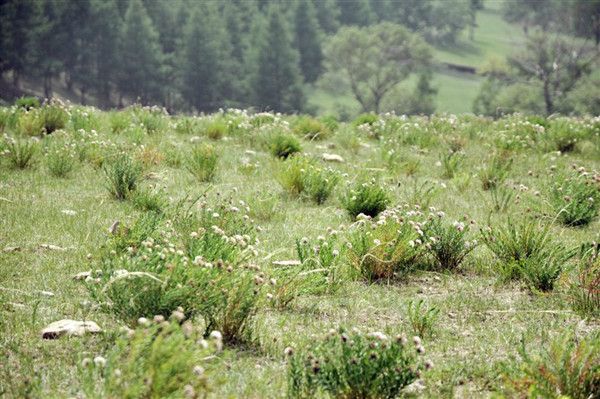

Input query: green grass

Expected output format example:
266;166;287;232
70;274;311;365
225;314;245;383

1;106;599;398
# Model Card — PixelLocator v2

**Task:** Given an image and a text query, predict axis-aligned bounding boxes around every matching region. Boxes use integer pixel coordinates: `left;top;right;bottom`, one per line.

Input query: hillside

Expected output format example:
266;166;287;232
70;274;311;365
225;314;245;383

308;1;526;116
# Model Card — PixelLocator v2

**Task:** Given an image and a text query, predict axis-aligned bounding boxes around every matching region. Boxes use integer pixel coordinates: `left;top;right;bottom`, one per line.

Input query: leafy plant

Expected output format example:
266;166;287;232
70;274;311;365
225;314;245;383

186;144;218;182
287;328;428;399
407;299;440;338
489;186;515;213
103;154;142;200
480;153;512;190
352;113;378;127
278;156;340;205
39;103;68;134
15;96;39;110
4;137;36;169
440;150;464;179
481;219;574;291
341;180;390;219
269;133;302;159
132;187;167;214
80;316;221;398
508;333;600;399
423;217;477;271
293;116;329;140
345;206;426;281
569;242;600;318
550;172;600;226
45;143;75;178
205;119;227;140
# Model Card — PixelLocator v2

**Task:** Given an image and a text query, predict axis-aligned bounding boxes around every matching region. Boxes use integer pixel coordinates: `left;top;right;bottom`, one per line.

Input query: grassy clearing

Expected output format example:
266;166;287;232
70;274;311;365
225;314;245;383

1;104;599;398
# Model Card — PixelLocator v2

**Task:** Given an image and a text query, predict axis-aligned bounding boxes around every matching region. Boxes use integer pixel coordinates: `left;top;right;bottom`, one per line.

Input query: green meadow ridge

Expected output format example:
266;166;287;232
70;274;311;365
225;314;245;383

1;102;599;398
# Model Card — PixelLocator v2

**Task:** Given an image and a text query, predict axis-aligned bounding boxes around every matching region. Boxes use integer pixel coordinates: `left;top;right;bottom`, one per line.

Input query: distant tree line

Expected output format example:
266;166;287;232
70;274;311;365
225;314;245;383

0;0;477;113
473;0;600;116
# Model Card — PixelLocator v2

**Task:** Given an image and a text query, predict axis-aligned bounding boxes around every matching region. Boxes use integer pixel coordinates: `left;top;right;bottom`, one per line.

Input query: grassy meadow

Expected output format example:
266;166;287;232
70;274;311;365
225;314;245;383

1;102;599;398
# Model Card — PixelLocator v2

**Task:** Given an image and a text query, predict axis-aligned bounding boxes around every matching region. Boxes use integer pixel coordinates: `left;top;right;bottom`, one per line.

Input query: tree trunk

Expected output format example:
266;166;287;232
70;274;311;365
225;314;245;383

12;71;20;89
44;74;52;99
543;80;553;115
80;87;86;105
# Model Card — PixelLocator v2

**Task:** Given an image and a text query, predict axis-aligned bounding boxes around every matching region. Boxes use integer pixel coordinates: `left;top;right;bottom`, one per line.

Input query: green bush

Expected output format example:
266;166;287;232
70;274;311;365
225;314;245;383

480;153;512;191
407;299;440;338
4;137;36;169
481;219;574;291
352;113;378;126
287;328;429;399
345;206;426;281
550;172;600;227
103;154;142;200
269;133;302;159
131;187;167;214
341;180;390;219
174;116;199;135
45;143;75;178
90;206;263;343
508;333;600;399
17;109;45;136
293;116;330;140
278;156;339;205
569;243;600;318
15;96;39;110
39;103;68;134
423;216;477;271
186;144;218;182
319;115;339;132
440;150;464;179
205;120;227;140
70;108;100;132
80;317;221;398
109;111;131;134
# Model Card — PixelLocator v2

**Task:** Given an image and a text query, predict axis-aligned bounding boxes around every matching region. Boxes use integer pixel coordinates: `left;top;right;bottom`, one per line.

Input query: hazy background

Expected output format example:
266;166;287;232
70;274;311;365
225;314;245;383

1;0;599;118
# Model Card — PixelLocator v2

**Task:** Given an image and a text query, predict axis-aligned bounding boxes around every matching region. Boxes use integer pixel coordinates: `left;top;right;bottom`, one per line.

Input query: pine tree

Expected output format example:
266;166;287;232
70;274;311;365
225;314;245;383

118;0;165;105
181;3;231;111
293;0;323;83
312;0;340;33
336;0;374;26
250;5;305;113
90;0;122;106
0;0;43;88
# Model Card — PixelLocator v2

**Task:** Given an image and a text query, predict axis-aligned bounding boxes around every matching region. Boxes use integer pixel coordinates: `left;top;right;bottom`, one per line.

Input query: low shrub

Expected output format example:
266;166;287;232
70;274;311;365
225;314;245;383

481;219;574;291
440;150;464;179
269;133;301;159
45;143;75;178
103;154;142;200
569;242;600;318
15;96;39;110
319;115;339;132
174;116;199;135
278;156;340;205
287;328;429;399
407;299;440;338
292;116;329;140
4;137;36;169
135;107;167;135
204;120;227;140
341;180;390;219
352;113;378;127
186;144;218;182
480;153;512;190
549;171;600;227
131;187;167;214
345;206;427;281
507;333;600;399
17;109;45;136
423;215;477;271
69;108;100;132
39;103;68;134
80;316;221;398
109;111;130;134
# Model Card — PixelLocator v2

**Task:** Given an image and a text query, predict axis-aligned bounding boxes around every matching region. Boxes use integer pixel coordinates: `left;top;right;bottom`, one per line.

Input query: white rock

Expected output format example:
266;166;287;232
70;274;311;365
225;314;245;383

3;246;21;253
61;209;77;216
244;150;257;155
322;153;345;163
41;319;102;339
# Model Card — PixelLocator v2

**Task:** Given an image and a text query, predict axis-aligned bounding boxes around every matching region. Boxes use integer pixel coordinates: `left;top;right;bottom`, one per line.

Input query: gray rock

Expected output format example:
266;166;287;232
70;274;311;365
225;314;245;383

41;319;102;339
